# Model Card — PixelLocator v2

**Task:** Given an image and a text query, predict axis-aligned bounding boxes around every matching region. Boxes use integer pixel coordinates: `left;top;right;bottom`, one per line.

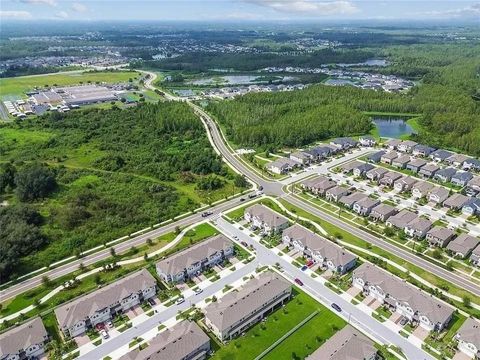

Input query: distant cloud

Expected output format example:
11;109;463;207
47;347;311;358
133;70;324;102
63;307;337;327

415;2;480;18
19;0;56;6
244;0;359;16
224;11;266;20
0;10;33;18
71;2;88;13
54;10;69;19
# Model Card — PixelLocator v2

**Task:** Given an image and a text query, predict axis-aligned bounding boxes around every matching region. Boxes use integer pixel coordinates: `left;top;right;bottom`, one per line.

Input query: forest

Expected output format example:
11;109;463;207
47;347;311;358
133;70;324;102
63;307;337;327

0;102;248;282
206;44;480;155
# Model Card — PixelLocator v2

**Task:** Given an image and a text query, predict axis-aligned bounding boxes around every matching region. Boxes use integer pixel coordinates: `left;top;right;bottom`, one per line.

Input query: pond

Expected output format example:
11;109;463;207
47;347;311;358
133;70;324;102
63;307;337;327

373;117;415;138
186;75;296;86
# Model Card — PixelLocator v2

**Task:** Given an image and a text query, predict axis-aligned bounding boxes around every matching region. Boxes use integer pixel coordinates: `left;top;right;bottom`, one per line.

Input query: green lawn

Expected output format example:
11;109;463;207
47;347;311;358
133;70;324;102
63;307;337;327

0;70;140;98
211;288;346;360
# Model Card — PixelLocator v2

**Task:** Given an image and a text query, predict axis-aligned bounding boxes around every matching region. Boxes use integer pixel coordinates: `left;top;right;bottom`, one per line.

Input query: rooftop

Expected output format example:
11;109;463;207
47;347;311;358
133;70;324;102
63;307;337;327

245;204;289;228
0;317;47;356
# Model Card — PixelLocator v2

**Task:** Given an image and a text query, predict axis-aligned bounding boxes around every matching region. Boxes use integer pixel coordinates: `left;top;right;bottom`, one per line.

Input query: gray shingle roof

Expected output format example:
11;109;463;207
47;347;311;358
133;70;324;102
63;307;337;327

245;204;289;229
444;194;469;208
457;318;480;350
156;234;232;276
204;272;291;333
406;217;432;232
426;226;455;242
0;317;47;356
55;269;156;329
283;224;356;267
431;149;453;160
371;203;397;217
306;325;376;360
353;264;453;326
446;234;480;255
386;209;417;228
118;321;209;360
339;192;367;207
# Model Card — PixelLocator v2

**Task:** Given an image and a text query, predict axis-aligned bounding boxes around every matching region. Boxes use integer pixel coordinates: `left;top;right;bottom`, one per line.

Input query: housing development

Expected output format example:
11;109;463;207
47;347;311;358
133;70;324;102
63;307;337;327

1;13;480;360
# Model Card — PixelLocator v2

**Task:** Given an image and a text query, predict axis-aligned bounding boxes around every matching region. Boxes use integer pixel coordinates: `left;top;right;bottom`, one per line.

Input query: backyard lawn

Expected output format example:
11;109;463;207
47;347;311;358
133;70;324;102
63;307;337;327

211;287;346;360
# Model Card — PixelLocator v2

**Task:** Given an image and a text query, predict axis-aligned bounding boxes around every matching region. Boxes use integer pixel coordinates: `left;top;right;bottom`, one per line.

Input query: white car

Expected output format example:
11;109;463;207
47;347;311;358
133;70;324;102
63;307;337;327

107;321;113;328
194;288;203;295
100;329;109;339
176;297;185;305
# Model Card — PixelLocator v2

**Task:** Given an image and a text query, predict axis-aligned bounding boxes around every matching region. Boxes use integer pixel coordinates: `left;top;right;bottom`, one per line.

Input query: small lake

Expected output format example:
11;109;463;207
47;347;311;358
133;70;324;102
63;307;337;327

186;75;296;86
373;117;415;138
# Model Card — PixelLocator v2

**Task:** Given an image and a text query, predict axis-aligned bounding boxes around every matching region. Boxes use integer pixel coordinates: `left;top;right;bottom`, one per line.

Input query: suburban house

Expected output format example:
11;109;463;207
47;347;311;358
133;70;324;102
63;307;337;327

469;244;480;267
381;151;398;165
451;171;474;187
468;176;480;192
55;269;157;337
412;181;435;199
455;317;480;359
353;163;375;178
353;197;381;216
370;203;398;222
430;149;453;163
156;234;234;283
282;224;357;274
398;140;418;153
290;151;312;165
386;210;417;229
359;135;376;147
330;137;358;150
307;146;331;160
443;193;470;210
203;272;292;341
445;153;469;168
118;321;210;360
266;158;299;175
392;155;411;169
306;326;377;360
379;171;403;187
366;150;385;163
326;186;350;202
338;192;367;209
447;234;480;259
404;217;433;239
301;177;336;196
434;168;457;183
413;144;436;157
244;204;289;234
366;167;388;181
0;317;49;360
428;187;450;205
385;139;402;150
406;158;427;173
426;226;456;247
394;176;417;192
463;198;480;216
463;158;480;172
419;163;440;178
339;160;363;174
352;263;454;331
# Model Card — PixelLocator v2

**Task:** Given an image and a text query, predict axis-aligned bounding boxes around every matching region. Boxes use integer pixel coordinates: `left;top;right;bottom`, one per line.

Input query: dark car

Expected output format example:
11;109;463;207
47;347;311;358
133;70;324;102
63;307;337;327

294;278;304;286
301;265;308;271
240;198;245;202
331;303;342;312
241;241;248;247
248;194;257;199
148;298;156;306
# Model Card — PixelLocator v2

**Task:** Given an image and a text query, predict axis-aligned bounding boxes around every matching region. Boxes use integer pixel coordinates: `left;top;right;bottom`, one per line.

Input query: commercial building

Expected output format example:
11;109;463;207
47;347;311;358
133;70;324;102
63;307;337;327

353;263;454;331
204;272;292;341
0;317;49;360
118;321;210;360
306;326;377;360
282;224;357;274
55;269;157;337
156;234;234;283
244;204;289;234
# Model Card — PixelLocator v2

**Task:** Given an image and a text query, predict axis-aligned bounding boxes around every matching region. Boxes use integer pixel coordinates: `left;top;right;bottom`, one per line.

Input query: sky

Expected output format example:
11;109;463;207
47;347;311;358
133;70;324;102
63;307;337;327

1;0;480;22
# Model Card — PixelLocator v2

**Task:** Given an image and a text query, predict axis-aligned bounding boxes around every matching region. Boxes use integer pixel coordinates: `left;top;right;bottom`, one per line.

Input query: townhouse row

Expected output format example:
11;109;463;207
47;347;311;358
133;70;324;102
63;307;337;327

0;317;49;360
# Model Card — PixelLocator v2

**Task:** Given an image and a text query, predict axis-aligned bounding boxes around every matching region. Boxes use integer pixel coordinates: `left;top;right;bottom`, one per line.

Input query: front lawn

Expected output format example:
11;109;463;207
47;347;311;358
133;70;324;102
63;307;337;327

210;288;346;360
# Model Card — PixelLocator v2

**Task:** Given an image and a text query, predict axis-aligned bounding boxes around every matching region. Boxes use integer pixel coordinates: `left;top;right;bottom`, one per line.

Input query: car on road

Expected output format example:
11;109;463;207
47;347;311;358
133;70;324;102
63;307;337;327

301;265;308;271
240;198;245;202
100;329;109;339
194;288;203;295
258;186;263;191
248;194;257;199
201;211;213;217
331;303;342;312
176;297;185;305
294;278;304;286
241;241;248;247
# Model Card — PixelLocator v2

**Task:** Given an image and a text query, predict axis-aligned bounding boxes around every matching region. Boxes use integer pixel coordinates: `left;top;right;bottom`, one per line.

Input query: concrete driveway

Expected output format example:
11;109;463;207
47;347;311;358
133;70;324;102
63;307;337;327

452;351;472;360
412;326;430;341
346;286;361;297
389;312;403;324
75;334;91;347
125;305;143;320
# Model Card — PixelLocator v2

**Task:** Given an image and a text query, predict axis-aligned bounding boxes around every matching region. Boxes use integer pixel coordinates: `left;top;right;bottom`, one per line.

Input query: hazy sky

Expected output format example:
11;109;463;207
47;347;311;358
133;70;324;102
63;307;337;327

1;0;480;22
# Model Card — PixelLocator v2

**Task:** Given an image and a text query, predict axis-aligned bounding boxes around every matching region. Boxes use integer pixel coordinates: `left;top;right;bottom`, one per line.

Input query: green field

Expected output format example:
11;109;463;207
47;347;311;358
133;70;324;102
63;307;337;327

211;287;346;360
0;70;140;98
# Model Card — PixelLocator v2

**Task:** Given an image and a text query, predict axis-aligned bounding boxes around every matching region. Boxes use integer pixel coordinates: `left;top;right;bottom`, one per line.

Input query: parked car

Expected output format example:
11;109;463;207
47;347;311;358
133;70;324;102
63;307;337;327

400;317;408;326
194;288;203;295
301;265;308;271
294;278;304;286
241;241;248;247
100;329;109;339
106;321;113;329
331;303;342;312
306;260;314;267
148;298;156;306
240;198;245;202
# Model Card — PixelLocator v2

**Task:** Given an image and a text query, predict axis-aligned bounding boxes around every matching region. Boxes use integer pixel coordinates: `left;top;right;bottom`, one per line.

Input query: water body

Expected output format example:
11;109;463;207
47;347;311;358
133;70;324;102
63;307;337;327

373;117;415;138
324;78;357;86
337;59;389;67
187;75;296;86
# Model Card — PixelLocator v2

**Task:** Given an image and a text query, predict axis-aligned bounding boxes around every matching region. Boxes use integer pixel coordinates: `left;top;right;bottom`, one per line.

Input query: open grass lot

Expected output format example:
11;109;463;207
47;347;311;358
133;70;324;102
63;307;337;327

211;287;346;360
0;70;140;98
